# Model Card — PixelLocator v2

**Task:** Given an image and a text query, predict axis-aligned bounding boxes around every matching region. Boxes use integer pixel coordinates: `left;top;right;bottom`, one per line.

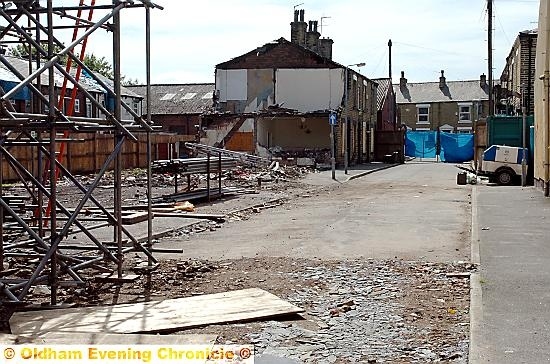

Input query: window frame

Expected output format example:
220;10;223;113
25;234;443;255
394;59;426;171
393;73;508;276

458;102;472;123
416;104;430;124
86;100;92;118
457;126;473;134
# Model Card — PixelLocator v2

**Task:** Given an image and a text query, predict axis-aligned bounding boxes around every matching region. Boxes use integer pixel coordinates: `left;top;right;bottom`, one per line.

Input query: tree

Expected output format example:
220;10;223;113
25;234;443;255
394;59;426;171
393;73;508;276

121;76;139;86
80;53;113;79
9;43;69;65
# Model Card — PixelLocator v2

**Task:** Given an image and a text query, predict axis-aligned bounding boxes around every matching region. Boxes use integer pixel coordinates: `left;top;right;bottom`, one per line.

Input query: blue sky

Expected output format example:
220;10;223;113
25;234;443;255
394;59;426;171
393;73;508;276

80;0;540;84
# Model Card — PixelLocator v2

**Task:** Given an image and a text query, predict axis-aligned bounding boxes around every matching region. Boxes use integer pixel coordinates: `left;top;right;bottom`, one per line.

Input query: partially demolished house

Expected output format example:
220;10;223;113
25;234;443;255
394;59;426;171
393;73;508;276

208;9;378;166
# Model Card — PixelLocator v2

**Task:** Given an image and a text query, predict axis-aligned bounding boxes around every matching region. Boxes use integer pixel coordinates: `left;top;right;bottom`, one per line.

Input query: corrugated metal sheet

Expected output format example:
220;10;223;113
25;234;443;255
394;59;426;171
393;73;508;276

128;84;214;115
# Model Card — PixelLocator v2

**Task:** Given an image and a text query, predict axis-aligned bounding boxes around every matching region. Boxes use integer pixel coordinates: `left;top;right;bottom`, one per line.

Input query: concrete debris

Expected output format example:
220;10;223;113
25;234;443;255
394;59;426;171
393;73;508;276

246;260;472;363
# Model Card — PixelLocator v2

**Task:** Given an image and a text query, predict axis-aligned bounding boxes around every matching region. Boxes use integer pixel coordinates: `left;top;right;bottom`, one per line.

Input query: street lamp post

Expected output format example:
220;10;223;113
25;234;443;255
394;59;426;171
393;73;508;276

344;62;365;175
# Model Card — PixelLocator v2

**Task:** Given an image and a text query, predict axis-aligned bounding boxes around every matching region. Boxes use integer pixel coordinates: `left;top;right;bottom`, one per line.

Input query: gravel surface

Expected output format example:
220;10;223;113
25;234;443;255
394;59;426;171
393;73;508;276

40;256;471;363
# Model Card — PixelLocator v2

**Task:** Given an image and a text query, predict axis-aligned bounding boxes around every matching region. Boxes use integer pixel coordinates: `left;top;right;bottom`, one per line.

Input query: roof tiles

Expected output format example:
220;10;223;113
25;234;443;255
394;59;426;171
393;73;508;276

394;80;488;104
127;83;215;114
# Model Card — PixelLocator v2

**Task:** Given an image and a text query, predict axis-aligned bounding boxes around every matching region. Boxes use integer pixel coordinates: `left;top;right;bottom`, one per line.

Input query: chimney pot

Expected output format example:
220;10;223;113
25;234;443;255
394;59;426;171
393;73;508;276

480;73;487;87
299;9;305;22
314;20;318;33
439;70;446;89
400;71;407;88
294;10;299;22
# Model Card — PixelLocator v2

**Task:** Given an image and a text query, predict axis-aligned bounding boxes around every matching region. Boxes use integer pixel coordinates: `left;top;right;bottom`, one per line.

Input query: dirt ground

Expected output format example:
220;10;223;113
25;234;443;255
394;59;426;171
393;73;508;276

4;164;473;363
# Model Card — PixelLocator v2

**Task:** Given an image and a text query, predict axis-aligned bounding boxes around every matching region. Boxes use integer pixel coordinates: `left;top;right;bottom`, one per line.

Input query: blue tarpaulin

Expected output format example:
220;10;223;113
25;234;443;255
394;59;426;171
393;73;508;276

405;131;437;158
439;132;474;162
0;80;30;101
405;131;474;162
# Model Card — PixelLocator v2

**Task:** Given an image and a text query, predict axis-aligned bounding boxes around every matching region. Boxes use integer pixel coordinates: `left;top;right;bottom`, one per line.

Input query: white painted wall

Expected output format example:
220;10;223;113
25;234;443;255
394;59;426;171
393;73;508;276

238;118;254;132
275;68;345;112
216;69;247;102
203;125;232;146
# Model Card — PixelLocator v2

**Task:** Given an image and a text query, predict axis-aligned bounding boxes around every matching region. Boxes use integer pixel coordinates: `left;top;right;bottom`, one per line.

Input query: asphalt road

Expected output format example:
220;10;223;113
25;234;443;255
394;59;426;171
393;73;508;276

167;161;471;262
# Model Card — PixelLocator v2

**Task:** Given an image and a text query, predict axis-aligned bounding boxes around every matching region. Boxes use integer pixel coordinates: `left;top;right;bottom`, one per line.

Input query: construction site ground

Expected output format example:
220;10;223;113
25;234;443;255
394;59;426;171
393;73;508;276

10;161;473;363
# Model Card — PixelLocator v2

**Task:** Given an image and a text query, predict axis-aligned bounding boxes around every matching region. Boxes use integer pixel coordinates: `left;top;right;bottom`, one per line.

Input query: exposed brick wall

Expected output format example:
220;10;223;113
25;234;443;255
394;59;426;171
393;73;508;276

151;114;200;136
218;41;339;70
501;32;537;115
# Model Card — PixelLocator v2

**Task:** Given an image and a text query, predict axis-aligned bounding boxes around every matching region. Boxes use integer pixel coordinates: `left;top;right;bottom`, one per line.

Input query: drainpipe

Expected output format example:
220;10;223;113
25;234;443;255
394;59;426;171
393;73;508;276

543;71;550;196
546;71;550;196
344;66;349;174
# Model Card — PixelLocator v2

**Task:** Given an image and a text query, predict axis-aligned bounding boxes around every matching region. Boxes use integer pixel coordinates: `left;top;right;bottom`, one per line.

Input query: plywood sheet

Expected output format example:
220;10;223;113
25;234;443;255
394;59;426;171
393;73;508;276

0;333;216;345
10;288;303;336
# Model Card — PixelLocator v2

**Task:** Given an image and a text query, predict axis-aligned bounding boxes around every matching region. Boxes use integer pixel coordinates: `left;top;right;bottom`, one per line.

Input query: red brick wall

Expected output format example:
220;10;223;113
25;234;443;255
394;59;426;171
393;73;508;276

151;114;200;136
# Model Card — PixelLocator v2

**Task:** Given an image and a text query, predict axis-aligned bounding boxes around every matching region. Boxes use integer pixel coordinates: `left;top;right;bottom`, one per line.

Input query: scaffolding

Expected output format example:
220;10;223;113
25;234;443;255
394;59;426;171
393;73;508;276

0;0;162;325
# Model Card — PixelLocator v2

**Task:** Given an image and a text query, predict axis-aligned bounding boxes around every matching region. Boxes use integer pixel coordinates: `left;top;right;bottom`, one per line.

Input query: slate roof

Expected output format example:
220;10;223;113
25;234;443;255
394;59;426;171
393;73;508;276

94;72;142;98
0;55;141;97
217;38;343;69
127;83;215;114
394;80;488;104
373;78;391;111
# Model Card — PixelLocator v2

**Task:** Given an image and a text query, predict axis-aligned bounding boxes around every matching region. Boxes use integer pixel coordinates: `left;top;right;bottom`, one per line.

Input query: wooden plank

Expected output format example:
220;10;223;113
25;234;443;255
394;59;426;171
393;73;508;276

94;273;140;283
121;211;150;225
0;333;216;345
10;288;303;336
154;212;225;222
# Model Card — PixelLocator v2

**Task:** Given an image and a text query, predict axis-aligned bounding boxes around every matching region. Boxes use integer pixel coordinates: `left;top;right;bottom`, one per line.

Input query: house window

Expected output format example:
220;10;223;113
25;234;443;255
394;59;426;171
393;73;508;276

86;100;92;117
416;105;430;124
362;83;368;110
457;126;472;134
352;76;359;109
133;101;139;114
458;103;472;123
74;99;80;113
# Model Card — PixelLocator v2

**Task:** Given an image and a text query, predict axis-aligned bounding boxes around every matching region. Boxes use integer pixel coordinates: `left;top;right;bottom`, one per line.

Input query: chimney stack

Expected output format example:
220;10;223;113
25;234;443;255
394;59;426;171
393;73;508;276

439;70;446;89
480;73;487;87
306;20;320;53
319;37;334;60
290;9;307;47
399;71;407;88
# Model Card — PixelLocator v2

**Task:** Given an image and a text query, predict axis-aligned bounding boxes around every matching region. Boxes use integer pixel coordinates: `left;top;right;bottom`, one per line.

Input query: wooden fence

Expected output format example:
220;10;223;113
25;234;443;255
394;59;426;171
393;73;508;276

1;132;194;181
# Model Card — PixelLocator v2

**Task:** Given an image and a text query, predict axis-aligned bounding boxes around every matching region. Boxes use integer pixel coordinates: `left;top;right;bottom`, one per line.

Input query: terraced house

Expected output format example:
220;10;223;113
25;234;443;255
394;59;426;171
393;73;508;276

394;70;490;134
